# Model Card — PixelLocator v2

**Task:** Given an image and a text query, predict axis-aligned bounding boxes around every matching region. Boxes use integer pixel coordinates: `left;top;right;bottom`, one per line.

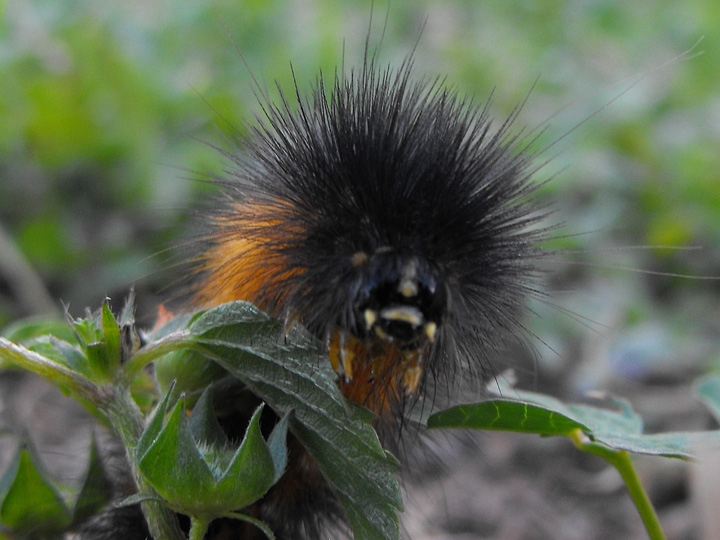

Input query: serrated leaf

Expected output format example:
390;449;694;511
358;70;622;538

190;301;402;540
189;301;277;336
428;386;720;460
0;445;72;532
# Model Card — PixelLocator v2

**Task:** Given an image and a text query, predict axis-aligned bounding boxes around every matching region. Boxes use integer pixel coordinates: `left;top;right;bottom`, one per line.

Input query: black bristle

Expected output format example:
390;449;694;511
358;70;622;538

180;55;556;538
205;55;551;386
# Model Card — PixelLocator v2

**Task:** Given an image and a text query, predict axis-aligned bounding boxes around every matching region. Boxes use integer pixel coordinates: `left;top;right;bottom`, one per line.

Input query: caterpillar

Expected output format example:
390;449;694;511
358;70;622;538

190;53;549;419
175;35;552;540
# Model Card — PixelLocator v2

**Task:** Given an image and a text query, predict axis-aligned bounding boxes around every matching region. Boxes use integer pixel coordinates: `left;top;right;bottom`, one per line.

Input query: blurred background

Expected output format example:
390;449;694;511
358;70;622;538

1;1;719;539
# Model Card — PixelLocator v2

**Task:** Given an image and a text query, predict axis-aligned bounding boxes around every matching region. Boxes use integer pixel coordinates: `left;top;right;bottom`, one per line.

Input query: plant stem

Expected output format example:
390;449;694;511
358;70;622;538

123;329;195;381
189;517;210;540
570;429;667;540
0;338;99;403
104;386;186;540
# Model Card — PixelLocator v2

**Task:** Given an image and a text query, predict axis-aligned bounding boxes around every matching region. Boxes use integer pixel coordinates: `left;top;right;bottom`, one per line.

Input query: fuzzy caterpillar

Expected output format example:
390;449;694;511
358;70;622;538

168;43;553;540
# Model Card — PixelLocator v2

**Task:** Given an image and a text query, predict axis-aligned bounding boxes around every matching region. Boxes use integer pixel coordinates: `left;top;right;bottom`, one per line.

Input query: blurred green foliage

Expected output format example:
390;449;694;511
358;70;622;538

0;0;718;391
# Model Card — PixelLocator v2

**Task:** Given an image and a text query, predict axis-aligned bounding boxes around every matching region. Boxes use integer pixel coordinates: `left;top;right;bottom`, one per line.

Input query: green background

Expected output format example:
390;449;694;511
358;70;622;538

1;0;719;392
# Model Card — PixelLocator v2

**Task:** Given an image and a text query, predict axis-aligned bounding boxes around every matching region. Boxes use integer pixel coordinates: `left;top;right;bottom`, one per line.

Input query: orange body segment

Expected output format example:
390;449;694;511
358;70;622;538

329;331;426;415
192;201;302;310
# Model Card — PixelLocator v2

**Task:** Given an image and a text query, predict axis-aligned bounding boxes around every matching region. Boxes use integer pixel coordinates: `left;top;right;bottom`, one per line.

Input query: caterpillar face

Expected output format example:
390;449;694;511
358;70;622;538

351;251;444;347
193;57;549;416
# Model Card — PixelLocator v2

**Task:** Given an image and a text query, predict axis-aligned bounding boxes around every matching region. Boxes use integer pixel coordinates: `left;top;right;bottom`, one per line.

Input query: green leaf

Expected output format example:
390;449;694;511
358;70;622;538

428;385;720;460
137;388;278;518
571;398;643;436
135;382;177;459
696;373;720;424
588;431;720;459
86;341;110;382
189;301;402;540
1;317;75;344
188;301;278;337
26;337;92;379
188;386;230;448
0;445;72;533
0;337;97;402
138;398;217;512
427;399;588;435
101;300;121;373
69;313;102;351
267;412;291;483
143;311;195;341
213;405;275;510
